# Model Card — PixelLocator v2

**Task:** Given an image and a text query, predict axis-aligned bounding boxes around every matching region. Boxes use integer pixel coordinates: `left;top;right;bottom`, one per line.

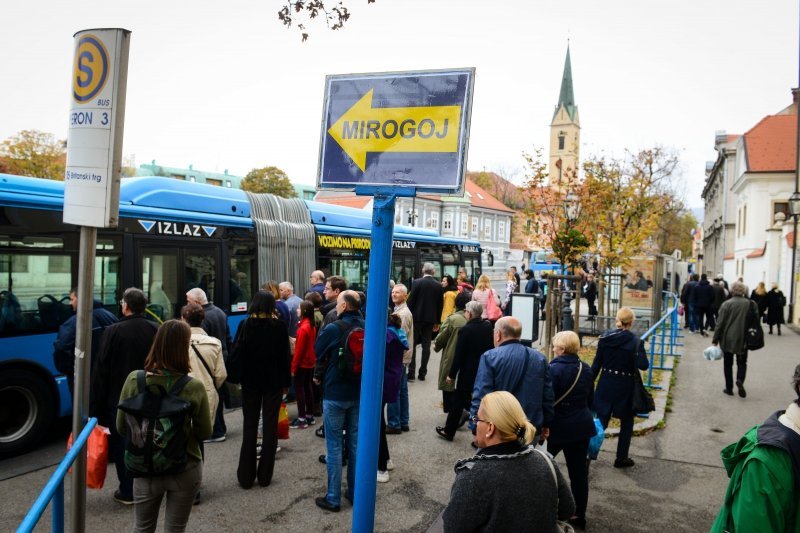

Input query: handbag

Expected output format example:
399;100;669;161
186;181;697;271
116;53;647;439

745;301;764;351
533;448;576;533
67;424;110;489
631;370;655;414
486;289;502;321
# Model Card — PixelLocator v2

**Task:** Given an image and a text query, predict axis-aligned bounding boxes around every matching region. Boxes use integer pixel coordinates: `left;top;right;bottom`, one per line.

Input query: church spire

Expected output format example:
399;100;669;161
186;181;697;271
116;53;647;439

555;46;577;121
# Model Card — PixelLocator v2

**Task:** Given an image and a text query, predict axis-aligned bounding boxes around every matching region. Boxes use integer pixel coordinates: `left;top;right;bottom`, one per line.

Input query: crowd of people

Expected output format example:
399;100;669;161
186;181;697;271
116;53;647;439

52;261;798;532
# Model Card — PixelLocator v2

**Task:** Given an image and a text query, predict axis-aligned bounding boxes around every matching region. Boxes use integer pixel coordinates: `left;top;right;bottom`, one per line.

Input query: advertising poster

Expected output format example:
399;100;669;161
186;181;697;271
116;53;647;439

621;256;656;308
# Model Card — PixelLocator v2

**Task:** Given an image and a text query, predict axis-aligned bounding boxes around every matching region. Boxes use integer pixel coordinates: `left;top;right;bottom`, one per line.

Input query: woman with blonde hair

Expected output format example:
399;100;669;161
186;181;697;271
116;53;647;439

442;391;575;531
502;269;516;316
765;282;786;335
750;281;768;322
591;307;649;468
470;274;501;320
549;330;595;529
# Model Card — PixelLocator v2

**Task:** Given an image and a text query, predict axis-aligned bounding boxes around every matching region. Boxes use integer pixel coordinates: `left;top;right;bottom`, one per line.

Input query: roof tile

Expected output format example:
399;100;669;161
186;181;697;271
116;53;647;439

744;114;797;172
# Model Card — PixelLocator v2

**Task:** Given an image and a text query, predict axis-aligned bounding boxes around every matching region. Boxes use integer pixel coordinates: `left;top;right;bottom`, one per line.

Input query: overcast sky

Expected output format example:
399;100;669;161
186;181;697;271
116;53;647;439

2;1;798;209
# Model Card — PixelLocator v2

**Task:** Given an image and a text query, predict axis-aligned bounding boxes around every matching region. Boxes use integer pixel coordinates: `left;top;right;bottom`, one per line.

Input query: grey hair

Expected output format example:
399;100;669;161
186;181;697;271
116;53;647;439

465;301;483;317
393;283;408;295
730;281;747;298
422;262;435;275
279;281;294;292
494;316;522;339
186;287;208;305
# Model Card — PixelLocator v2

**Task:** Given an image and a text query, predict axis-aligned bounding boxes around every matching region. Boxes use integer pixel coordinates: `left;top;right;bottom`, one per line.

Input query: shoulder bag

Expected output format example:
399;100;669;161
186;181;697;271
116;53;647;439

554;363;582;406
631;369;655;414
533;448;576;533
745;301;764;351
486;289;502;321
191;343;223;393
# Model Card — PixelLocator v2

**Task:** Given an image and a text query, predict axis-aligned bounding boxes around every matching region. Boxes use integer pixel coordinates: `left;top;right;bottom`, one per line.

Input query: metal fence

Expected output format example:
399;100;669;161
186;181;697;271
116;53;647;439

18;417;98;533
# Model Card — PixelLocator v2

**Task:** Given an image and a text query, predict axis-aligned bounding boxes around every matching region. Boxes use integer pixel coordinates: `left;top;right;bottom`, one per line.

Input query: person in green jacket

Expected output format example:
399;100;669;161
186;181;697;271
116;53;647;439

711;363;800;532
434;291;470;439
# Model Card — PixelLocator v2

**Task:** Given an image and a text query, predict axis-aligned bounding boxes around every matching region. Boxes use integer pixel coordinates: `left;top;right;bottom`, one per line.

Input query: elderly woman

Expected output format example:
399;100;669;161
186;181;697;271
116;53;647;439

591;307;649;468
442;391;575;532
549;331;595;530
765;283;786;335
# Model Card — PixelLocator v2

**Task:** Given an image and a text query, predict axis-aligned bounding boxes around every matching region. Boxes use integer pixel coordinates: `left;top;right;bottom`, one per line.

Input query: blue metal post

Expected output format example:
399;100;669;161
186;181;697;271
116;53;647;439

353;192;396;533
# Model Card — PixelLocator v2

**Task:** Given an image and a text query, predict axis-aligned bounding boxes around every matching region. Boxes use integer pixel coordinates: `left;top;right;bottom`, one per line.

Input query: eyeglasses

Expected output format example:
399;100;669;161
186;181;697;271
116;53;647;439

470;414;491;425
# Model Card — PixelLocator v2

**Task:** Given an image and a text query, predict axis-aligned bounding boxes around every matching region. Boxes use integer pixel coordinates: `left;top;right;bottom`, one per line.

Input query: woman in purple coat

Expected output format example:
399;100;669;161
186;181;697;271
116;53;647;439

377;311;408;483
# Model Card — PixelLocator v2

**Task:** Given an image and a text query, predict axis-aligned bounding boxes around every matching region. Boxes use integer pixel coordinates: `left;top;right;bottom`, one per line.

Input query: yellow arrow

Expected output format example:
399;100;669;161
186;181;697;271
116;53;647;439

327;89;462;172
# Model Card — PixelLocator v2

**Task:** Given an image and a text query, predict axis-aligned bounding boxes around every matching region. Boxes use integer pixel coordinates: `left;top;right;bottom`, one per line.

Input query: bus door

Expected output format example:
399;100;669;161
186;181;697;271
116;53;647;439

440;245;460;280
391;249;416;288
419;245;443;281
136;242;221;321
461;251;481;287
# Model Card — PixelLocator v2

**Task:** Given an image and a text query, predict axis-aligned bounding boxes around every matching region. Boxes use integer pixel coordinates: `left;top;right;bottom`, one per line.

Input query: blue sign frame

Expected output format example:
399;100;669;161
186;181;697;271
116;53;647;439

317;68;475;195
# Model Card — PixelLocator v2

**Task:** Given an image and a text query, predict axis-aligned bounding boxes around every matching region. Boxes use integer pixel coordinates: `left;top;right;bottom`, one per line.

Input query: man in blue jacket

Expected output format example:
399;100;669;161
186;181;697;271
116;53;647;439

53;288;117;394
471;316;554;439
313;290;364;512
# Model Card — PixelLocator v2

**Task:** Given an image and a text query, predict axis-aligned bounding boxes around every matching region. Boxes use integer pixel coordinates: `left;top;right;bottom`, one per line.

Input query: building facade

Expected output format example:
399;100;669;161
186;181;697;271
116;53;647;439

701;132;739;277
549;46;581;186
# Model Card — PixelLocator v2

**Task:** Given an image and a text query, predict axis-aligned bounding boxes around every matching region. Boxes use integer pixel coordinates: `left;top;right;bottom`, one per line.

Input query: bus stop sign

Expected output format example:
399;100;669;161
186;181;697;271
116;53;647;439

318;69;474;195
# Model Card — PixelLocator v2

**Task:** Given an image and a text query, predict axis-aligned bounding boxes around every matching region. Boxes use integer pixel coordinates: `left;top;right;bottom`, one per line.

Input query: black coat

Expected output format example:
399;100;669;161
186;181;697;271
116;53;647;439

591;328;649;419
448;317;494;393
681;280;697;305
548;354;595;446
90;314;158;420
234;317;291;392
694;280;715;308
407;275;444;325
750;291;768;316
766;289;786;326
202;303;232;358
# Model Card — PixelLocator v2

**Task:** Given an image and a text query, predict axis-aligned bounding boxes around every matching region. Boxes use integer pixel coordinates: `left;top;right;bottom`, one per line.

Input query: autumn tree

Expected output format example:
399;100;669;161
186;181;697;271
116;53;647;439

522;149;590;270
0;130;66;180
278;0;374;41
241;166;298;198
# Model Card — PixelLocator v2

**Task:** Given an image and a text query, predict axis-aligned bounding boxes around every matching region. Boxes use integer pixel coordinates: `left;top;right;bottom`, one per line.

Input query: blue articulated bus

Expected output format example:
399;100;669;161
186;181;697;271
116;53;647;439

0;173;481;455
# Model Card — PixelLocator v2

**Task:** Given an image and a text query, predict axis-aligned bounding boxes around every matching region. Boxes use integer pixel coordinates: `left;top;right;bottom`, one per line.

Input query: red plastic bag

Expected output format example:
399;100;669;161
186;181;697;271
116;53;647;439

277;402;290;440
486;290;502;321
67;425;110;489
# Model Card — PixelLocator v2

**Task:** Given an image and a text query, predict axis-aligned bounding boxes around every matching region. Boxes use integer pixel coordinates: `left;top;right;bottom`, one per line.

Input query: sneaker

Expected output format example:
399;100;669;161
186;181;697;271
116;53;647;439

377;470;390;483
315;496;340;512
290;418;308;429
386;459;395;471
306;415;316;425
113;490;134;505
204;434;226;443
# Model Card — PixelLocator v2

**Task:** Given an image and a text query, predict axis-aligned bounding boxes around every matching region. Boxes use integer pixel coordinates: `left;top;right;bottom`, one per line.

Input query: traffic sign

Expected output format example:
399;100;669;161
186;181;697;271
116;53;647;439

64;28;130;228
318;69;474;195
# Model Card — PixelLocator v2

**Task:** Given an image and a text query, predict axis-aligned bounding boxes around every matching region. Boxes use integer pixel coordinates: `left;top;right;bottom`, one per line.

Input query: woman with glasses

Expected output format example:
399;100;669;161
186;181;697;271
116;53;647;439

442;391;575;532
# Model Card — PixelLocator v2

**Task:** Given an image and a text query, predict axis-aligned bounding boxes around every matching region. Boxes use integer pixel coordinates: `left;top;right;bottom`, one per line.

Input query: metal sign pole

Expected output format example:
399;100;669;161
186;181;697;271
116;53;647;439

352;192;396;533
70;226;97;532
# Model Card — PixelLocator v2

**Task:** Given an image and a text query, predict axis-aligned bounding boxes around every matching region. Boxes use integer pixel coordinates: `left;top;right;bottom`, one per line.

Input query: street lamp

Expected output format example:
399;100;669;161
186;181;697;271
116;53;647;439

788;190;800;323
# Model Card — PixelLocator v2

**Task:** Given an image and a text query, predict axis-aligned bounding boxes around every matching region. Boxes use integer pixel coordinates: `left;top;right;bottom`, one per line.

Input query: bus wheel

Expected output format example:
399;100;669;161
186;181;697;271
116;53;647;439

0;370;54;457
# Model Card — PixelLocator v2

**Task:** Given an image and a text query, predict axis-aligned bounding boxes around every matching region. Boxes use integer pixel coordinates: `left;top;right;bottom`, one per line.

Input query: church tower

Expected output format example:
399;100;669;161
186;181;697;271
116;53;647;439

549;46;580;186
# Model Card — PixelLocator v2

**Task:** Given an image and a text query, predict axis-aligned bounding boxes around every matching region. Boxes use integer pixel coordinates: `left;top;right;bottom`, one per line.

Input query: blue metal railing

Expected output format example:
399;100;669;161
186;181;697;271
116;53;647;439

640;292;683;390
17;417;98;533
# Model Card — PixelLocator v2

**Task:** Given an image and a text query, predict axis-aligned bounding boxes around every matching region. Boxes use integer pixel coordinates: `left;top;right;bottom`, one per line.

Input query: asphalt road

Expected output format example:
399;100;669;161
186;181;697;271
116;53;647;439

1;321;797;532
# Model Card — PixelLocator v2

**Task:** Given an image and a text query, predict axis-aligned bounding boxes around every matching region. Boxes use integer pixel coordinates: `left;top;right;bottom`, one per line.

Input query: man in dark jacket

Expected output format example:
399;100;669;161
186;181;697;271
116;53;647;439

681;274;699;332
471;317;554;437
695;274;716;336
439;301;494;440
321;275;347;326
711;278;727;327
53;288;117;394
312;290;364;512
406;262;443;381
90;287;158;505
584;275;598;317
187;287;232;442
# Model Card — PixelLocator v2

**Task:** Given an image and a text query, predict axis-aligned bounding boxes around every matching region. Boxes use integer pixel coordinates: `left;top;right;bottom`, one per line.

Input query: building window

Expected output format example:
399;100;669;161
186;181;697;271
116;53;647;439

471;217;479;238
226;181;232;188
774;201;788;223
461;217;468;237
207;178;222;187
484;218;492;240
427;212;439;231
443;212;453;233
742;204;747;236
558;135;565;150
498;220;506;241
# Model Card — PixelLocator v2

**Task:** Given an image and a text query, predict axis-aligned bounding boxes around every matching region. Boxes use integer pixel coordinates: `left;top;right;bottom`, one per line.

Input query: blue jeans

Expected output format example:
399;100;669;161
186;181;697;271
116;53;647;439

386;365;409;429
688;303;698;331
323;399;359;506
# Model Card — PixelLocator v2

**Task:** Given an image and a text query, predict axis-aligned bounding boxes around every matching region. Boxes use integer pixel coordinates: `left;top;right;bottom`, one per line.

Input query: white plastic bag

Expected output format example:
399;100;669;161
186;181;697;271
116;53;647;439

703;345;723;361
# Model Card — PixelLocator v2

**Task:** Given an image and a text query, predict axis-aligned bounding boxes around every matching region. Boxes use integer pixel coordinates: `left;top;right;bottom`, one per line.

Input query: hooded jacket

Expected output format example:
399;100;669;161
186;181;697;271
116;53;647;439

591;328;648;419
711;403;800;532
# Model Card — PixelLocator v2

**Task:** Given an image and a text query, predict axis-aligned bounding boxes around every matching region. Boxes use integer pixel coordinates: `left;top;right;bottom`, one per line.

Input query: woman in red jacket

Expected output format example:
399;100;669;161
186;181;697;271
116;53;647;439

291;300;317;428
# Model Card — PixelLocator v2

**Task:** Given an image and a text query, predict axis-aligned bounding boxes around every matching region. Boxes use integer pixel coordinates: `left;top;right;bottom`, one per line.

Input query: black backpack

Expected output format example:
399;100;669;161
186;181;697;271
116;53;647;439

334;320;365;382
118;371;192;477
